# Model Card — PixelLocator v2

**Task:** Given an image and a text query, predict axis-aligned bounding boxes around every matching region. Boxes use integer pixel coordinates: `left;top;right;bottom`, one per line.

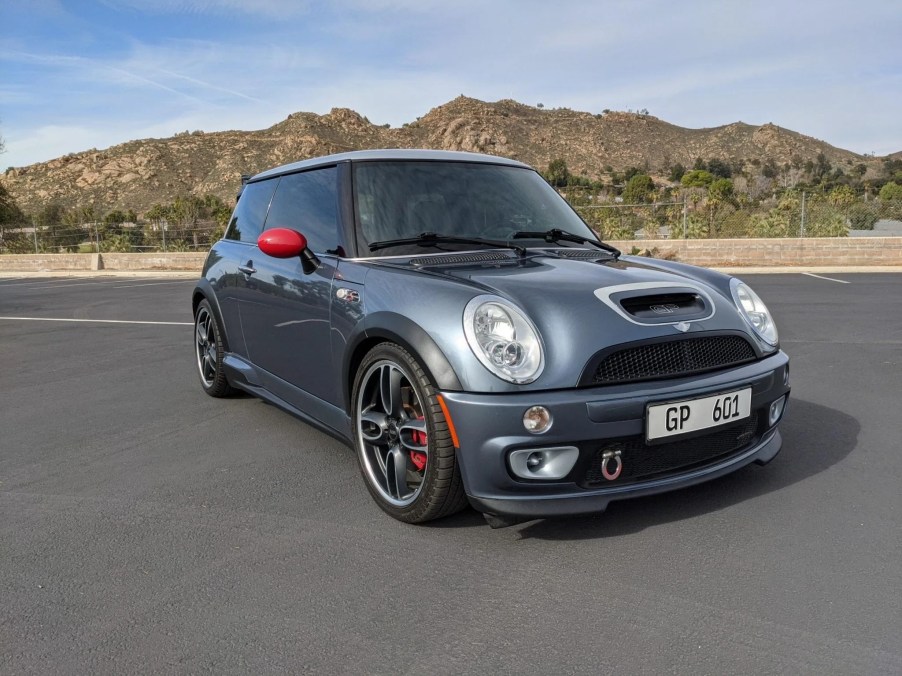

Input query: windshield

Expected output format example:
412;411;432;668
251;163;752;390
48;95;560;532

353;161;599;256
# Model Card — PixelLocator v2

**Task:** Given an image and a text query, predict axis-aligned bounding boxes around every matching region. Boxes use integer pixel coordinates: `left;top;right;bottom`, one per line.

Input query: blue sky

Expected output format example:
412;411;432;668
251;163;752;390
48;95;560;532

1;0;900;169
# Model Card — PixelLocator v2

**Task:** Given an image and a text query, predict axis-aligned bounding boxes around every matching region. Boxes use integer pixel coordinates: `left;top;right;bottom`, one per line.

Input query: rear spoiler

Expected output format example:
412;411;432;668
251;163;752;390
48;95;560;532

236;173;253;201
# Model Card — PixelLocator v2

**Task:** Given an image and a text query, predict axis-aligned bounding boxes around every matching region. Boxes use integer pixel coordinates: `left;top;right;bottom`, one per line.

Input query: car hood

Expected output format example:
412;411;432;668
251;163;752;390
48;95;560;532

363;251;766;391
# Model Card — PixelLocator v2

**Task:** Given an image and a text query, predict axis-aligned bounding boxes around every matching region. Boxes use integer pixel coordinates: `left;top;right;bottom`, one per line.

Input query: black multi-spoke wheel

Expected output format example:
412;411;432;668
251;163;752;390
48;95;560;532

352;343;467;523
194;299;234;397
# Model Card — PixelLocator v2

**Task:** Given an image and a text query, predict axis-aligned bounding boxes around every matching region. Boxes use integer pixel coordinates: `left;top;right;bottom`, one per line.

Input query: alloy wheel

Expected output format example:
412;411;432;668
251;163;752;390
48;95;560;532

356;360;429;507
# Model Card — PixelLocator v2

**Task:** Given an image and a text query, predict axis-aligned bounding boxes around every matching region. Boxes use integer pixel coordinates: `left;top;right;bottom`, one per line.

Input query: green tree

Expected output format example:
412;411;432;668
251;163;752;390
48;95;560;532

622;174;654;204
879;181;902;220
0;182;28;252
706;158;732;178
544;158;571;187
681;170;715;188
848;202;879;230
622;166;643;182
827;185;856;209
883;159;902;183
33;203;83;251
668;163;686;182
708;178;734;201
812;152;832;183
102;209;128;236
704;178;736;236
878;181;902;201
762;159;779;179
0;183;23;225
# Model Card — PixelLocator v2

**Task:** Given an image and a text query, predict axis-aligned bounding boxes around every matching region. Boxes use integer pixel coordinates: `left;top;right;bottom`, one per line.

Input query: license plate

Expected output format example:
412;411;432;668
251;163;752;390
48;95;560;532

646;388;752;441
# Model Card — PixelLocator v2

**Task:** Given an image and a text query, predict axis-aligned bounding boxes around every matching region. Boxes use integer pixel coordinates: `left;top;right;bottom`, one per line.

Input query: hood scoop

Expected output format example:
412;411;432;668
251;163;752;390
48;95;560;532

620;292;706;320
594;282;716;326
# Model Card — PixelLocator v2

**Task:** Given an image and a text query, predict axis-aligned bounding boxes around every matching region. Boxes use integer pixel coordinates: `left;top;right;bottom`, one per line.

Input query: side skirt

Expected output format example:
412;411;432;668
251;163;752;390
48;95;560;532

223;353;354;448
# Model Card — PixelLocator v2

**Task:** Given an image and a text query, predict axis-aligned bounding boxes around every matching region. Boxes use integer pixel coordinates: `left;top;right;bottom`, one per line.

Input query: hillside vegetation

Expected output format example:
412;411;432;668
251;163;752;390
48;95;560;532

2;96;894;215
2;97;901;253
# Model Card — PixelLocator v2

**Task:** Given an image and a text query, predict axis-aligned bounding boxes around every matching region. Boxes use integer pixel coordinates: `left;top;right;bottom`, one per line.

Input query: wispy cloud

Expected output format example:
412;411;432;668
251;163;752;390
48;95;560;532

99;0;310;18
1;0;900;167
156;69;262;102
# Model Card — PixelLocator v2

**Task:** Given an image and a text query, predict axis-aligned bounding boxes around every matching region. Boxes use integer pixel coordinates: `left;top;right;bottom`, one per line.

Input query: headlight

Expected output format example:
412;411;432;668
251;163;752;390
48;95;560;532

463;295;544;383
730;279;778;346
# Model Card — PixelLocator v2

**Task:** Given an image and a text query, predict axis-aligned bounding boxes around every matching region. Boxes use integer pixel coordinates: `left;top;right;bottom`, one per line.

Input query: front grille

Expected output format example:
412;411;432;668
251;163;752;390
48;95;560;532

580;414;759;487
411;252;513;266
591;335;757;385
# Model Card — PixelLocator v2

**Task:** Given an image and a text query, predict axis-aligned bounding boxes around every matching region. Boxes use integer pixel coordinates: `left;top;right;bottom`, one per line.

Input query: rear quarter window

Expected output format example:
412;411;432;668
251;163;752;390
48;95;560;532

224;178;278;244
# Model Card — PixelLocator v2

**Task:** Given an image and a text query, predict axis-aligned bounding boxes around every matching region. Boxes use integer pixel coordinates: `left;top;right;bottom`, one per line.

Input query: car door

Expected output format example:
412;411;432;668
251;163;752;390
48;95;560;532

213;177;279;358
238;166;343;406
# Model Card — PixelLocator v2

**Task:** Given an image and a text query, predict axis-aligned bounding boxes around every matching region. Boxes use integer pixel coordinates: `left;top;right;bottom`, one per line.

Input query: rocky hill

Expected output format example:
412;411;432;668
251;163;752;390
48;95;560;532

1;96;881;214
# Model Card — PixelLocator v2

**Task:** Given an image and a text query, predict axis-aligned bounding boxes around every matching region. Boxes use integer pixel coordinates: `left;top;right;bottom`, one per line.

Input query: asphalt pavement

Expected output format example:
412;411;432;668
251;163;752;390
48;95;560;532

1;272;900;674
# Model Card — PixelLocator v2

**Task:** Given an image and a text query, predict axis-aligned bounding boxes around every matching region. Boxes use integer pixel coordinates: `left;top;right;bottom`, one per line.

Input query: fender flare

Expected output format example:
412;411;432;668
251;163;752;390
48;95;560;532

192;279;231;352
342;311;463;411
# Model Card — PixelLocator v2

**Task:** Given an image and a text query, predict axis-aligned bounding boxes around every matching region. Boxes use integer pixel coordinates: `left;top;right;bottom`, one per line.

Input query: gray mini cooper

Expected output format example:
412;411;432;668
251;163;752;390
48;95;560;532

193;149;789;527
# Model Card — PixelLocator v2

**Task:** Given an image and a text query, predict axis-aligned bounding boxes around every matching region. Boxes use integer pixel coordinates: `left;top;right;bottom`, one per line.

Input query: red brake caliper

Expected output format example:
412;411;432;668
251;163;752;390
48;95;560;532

410;416;427;471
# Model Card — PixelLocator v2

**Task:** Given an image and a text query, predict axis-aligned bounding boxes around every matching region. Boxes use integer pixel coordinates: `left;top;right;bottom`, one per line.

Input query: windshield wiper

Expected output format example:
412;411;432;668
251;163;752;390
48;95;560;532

369;232;526;256
513;228;620;258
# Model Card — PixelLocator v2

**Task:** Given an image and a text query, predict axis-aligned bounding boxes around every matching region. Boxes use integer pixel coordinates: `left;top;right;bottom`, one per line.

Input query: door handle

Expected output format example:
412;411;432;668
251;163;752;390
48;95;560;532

238;263;257;275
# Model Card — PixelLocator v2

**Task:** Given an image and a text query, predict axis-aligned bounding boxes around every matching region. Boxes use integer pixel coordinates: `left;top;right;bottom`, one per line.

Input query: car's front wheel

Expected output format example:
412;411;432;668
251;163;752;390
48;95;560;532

352;343;468;523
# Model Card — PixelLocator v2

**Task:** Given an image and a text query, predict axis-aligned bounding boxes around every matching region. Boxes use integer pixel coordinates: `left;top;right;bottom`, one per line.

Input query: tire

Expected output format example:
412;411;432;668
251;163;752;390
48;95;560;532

194;299;235;397
351;342;468;523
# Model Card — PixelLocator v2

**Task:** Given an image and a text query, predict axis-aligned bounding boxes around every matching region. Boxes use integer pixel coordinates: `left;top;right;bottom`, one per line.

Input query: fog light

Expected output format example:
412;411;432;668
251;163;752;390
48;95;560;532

509;447;579;480
769;395;787;426
523;406;552;433
526;452;545;470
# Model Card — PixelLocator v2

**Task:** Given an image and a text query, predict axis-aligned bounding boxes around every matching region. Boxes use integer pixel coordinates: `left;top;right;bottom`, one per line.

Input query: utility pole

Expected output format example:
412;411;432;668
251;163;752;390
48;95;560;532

800;191;807;237
682;195;688;239
32;216;38;253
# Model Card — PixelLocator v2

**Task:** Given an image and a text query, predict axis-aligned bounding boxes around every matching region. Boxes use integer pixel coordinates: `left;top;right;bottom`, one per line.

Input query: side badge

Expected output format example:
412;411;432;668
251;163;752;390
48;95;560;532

674;321;691;333
336;288;360;303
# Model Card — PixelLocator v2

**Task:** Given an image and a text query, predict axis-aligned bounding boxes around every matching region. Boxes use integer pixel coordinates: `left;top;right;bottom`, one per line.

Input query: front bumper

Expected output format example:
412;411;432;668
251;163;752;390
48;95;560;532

440;350;790;519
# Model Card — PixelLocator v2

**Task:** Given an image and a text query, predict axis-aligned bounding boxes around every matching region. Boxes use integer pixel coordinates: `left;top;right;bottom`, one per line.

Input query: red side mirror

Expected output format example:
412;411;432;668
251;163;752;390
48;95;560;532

258;228;308;258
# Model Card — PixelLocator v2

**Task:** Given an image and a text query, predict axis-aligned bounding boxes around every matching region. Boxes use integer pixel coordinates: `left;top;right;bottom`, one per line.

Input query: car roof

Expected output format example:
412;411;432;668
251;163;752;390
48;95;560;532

250;149;533;181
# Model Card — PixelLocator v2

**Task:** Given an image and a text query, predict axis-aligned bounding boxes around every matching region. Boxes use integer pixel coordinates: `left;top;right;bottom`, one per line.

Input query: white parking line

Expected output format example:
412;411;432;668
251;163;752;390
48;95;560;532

802;272;851;284
0;316;192;326
0;279;128;289
38;279;170;289
0;278;162;288
0;278;79;286
112;280;195;288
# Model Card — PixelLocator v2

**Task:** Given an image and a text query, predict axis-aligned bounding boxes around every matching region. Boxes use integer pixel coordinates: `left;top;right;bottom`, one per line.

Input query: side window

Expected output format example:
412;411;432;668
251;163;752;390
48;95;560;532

264;167;340;254
224;178;278;243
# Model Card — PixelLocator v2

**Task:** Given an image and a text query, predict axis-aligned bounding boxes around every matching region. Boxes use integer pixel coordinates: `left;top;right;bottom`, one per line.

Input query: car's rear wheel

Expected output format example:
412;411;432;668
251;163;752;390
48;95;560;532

194;299;235;397
352;343;468;523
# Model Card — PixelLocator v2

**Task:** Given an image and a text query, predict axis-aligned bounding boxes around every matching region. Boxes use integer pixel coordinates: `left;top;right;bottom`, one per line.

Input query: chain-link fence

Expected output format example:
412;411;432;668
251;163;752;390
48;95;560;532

0;220;224;254
2;193;901;255
569;190;902;240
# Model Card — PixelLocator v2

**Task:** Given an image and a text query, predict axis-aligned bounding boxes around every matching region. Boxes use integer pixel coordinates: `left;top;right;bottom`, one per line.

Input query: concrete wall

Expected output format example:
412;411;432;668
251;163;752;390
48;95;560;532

0;253;98;271
0;252;206;272
99;252;208;270
608;237;902;267
1;239;901;271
